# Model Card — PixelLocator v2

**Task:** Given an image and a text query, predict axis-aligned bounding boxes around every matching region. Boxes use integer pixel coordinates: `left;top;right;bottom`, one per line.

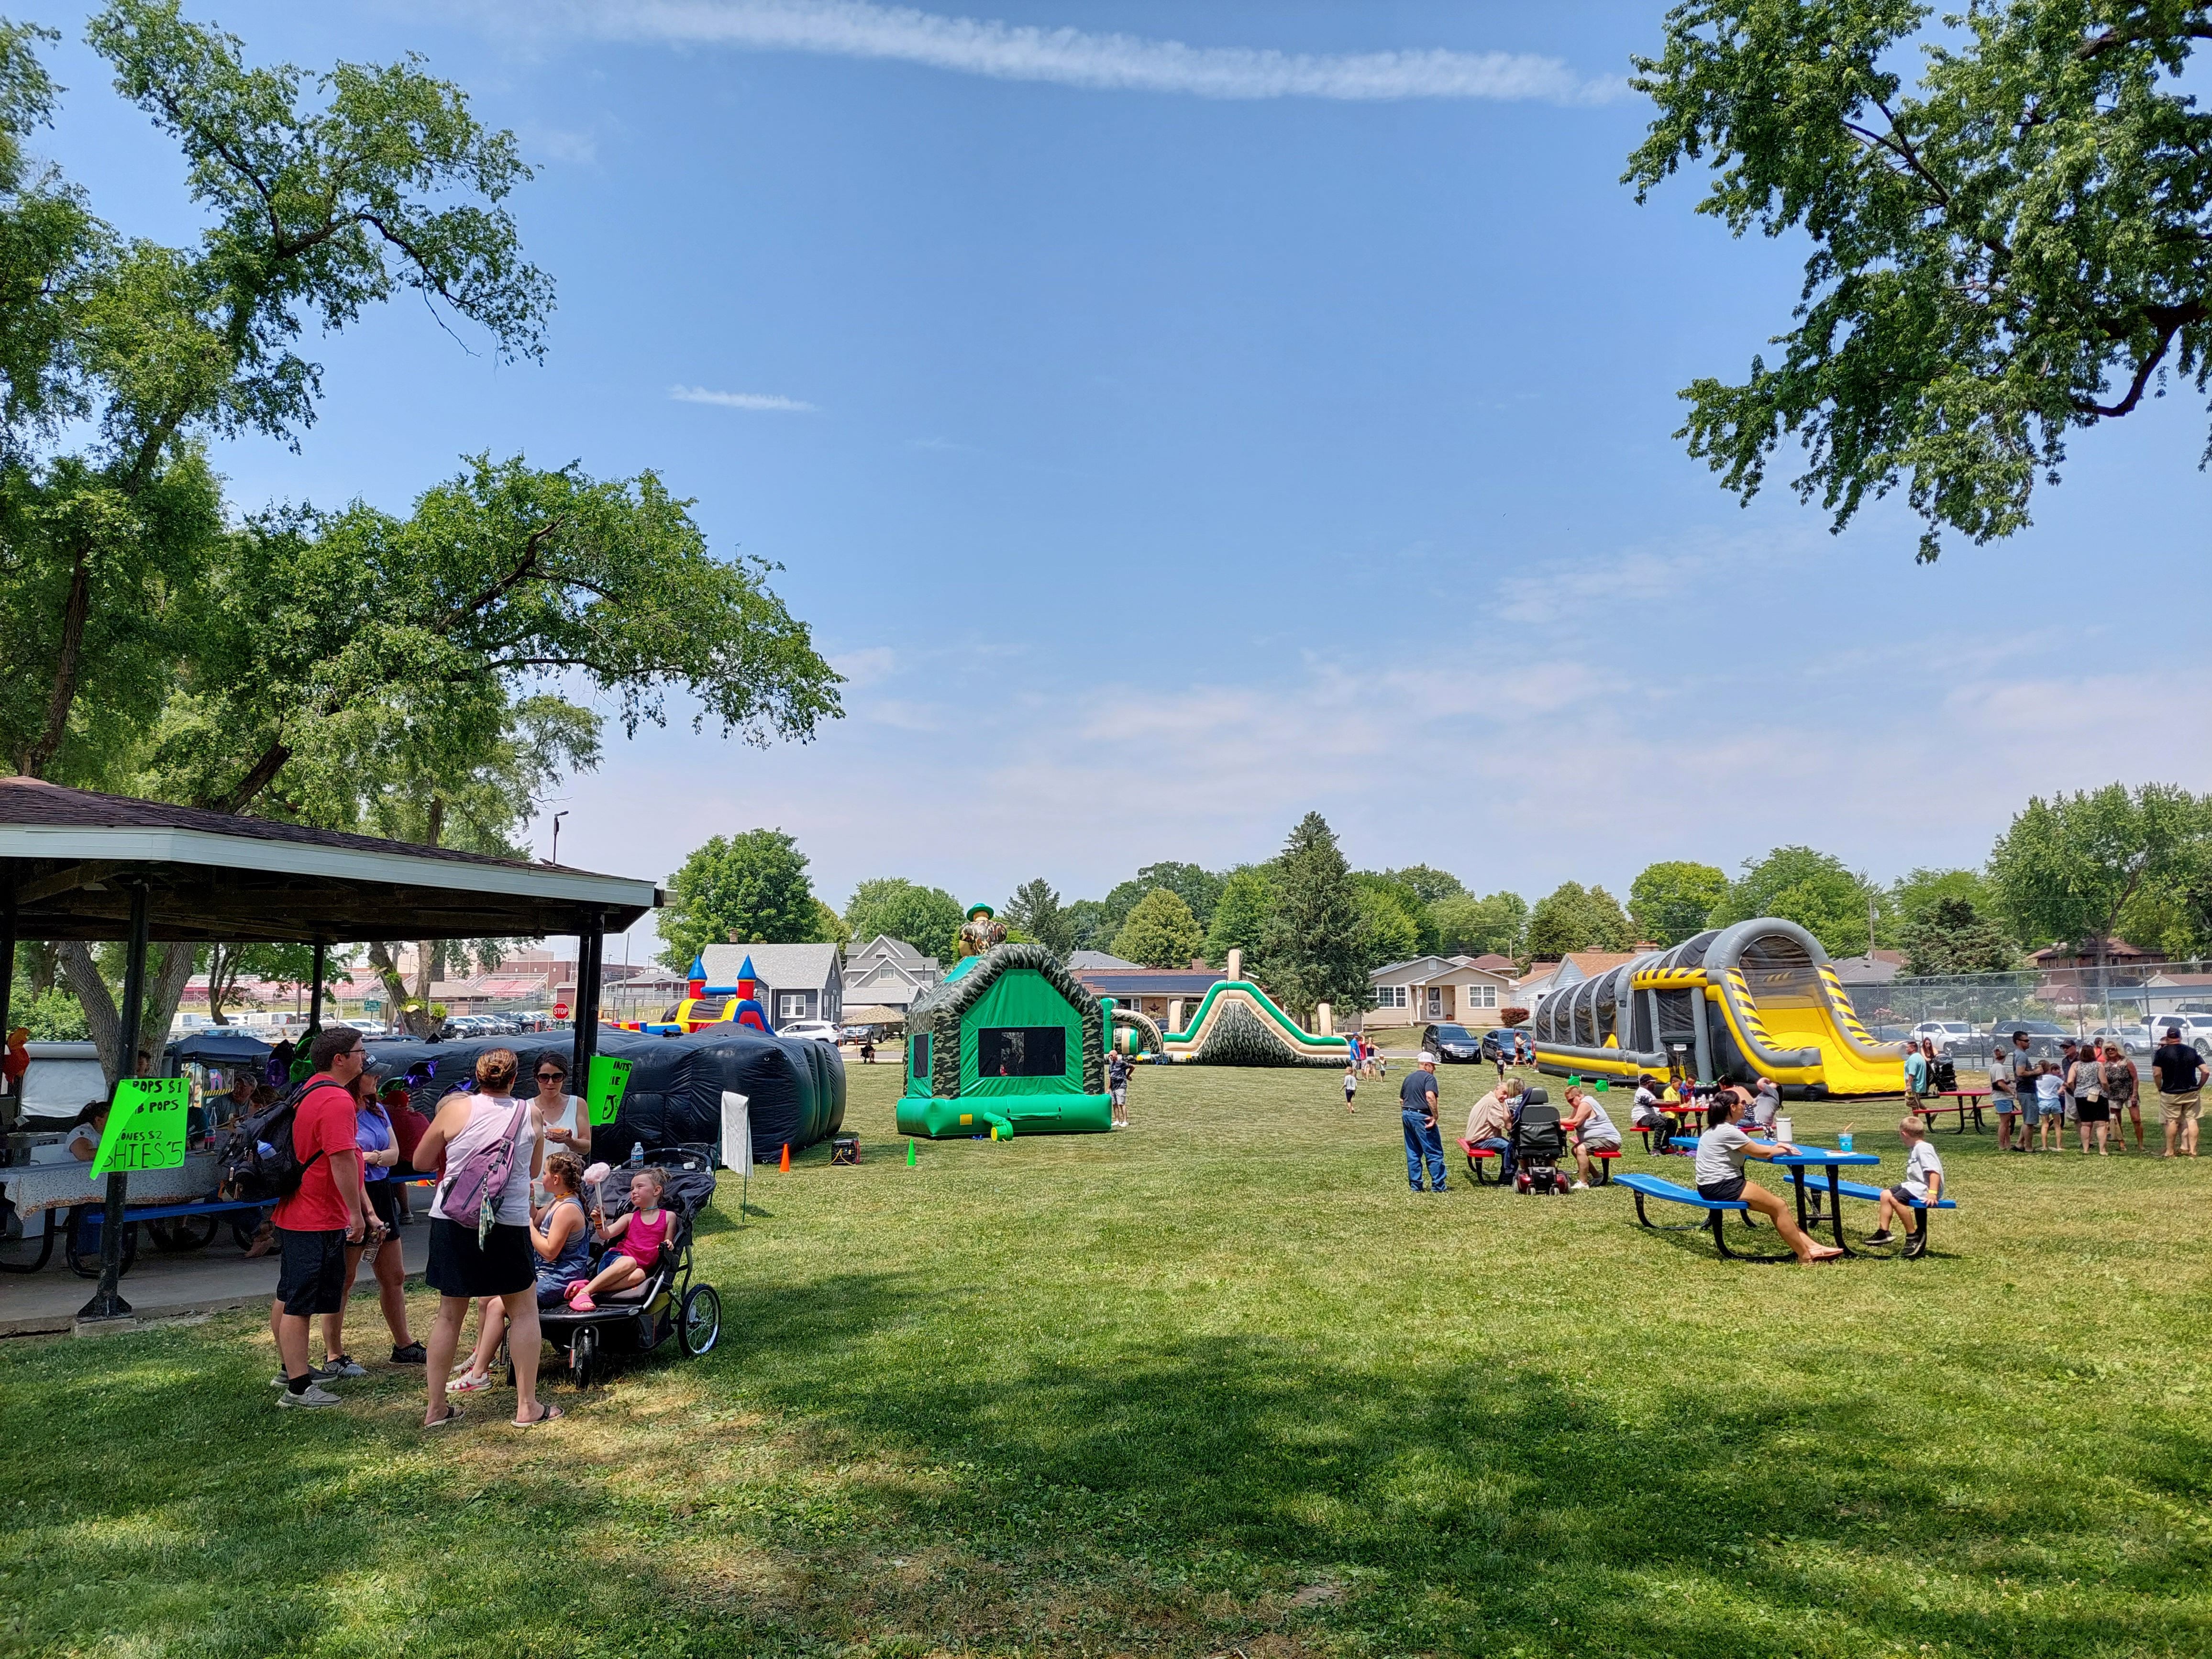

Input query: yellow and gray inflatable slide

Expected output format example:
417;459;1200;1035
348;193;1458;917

1529;918;1904;1098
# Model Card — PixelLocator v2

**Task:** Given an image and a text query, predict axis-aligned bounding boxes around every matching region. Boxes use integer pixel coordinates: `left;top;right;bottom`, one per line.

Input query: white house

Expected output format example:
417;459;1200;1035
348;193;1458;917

1369;955;1520;1026
1514;951;1646;1009
841;935;943;1020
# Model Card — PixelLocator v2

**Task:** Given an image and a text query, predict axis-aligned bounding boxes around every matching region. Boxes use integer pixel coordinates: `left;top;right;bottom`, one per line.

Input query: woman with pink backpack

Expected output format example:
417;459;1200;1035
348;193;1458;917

414;1049;561;1428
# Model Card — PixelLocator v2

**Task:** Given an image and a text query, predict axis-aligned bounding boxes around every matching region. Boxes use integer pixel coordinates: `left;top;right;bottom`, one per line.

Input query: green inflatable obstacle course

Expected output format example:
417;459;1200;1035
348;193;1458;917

897;940;1114;1139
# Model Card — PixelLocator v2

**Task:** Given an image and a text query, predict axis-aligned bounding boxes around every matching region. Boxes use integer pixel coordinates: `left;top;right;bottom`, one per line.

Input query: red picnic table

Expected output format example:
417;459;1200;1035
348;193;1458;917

1913;1089;1988;1134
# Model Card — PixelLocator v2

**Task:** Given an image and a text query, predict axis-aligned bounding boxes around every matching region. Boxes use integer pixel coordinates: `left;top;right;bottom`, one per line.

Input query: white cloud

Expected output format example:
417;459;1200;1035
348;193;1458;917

531;1;1622;103
668;384;820;411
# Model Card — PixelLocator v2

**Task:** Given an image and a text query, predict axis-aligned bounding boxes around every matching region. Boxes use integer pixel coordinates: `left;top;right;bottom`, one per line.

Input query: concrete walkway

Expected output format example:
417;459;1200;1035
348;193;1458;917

0;1217;431;1338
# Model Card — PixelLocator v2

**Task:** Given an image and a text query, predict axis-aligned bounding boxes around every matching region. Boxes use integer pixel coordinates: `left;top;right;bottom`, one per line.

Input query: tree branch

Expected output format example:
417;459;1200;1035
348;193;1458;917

435;516;565;632
2076;21;2212;62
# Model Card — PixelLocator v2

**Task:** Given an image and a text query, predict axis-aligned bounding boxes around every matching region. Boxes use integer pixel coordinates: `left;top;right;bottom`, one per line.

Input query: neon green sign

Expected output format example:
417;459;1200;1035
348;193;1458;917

586;1055;633;1127
88;1077;189;1180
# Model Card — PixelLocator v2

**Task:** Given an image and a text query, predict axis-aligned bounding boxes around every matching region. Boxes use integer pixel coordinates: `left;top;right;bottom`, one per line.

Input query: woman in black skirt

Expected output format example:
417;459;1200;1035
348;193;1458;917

414;1049;560;1427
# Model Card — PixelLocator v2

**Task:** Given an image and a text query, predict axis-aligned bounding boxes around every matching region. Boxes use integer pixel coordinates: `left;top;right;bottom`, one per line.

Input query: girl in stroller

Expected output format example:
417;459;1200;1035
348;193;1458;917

566;1167;674;1312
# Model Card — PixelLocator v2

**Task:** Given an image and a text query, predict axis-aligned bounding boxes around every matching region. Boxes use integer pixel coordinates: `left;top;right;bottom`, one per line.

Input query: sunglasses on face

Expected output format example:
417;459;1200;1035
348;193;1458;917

537;1072;563;1081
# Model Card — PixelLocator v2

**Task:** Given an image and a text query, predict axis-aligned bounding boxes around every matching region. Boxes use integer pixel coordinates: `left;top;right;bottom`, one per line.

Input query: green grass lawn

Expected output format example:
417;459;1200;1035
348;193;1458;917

4;1060;2210;1658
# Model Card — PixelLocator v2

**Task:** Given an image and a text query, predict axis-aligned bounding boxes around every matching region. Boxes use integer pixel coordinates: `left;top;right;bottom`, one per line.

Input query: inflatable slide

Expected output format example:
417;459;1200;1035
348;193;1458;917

1148;980;1351;1068
1528;918;1904;1099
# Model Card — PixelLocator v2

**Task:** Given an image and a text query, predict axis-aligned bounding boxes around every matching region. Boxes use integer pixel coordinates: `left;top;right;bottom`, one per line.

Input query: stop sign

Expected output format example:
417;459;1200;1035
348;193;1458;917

553;1001;570;1020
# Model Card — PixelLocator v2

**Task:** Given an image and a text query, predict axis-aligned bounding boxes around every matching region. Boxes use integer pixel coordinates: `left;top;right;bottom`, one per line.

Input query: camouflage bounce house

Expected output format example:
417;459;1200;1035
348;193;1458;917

897;942;1113;1139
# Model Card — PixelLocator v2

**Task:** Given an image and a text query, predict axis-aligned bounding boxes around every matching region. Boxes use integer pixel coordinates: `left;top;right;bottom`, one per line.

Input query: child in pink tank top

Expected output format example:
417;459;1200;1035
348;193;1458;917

565;1167;674;1312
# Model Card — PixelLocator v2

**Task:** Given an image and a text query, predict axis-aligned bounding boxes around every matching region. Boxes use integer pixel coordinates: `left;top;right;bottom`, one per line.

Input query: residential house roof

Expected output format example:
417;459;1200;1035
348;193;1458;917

1071;968;1226;997
849;933;934;966
1068;950;1138;971
1829;954;1902;985
2029;937;2159;965
1371;954;1516;984
1460;953;1517;973
698;942;843;987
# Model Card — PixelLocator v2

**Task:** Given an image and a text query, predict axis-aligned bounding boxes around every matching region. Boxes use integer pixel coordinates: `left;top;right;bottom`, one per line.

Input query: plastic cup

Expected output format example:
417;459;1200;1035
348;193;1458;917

1838;1132;1854;1153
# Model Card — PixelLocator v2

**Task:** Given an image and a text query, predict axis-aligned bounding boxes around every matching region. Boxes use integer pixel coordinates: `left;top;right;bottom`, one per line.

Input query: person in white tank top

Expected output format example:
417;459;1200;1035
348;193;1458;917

525;1053;591;1206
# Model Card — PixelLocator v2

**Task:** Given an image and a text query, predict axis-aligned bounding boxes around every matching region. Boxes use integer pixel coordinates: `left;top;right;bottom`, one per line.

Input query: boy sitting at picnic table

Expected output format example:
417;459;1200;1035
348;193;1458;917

1694;1094;1843;1264
1560;1084;1622;1190
1864;1117;1945;1246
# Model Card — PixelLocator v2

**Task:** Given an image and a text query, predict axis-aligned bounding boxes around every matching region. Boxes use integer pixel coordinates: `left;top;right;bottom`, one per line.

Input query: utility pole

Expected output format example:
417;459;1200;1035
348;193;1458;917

550;810;568;866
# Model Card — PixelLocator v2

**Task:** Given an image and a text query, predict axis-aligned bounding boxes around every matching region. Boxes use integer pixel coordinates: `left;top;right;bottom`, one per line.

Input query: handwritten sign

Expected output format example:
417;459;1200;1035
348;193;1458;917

88;1077;189;1180
586;1055;633;1127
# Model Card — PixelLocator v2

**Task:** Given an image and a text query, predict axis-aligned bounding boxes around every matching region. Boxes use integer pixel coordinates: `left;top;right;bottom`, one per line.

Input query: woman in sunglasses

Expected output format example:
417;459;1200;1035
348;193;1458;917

527;1054;591;1208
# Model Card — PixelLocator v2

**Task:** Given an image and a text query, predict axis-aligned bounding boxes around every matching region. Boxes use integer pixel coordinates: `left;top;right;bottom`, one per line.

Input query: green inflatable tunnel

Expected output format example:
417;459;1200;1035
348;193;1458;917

897;943;1113;1138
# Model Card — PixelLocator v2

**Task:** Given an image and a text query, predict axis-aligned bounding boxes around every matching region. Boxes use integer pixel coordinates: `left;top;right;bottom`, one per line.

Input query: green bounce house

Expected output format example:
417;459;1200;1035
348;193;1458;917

897;942;1113;1139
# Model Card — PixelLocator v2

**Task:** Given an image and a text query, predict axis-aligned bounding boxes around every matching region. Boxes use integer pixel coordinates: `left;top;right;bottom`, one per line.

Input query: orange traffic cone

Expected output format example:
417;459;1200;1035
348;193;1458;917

778;1142;791;1173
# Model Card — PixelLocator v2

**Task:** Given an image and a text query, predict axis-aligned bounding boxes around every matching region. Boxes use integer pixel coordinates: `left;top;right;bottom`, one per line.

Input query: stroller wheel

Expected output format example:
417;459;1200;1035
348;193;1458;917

680;1284;721;1358
569;1325;599;1389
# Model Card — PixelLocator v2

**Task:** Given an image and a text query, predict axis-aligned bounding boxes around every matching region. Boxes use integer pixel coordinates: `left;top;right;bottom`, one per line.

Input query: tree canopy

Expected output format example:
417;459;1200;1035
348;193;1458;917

1988;782;2207;962
1711;846;1888;957
1899;895;2019;974
1003;878;1074;957
1257;813;1371;1022
1627;1;2212;560
1428;890;1527;958
1627;860;1729;945
1203;867;1274;969
1525;882;1633;958
1111;889;1206;969
659;830;827;969
844;879;966;960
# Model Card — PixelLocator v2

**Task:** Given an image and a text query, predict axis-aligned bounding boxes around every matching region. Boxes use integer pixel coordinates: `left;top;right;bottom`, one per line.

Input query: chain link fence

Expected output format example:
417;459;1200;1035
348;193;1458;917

1839;960;2212;1051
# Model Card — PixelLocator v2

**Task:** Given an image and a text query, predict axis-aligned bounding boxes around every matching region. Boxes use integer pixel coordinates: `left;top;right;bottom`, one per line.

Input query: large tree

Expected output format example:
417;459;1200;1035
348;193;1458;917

1628;860;1729;946
1525;882;1633;958
1711;846;1888;957
659;830;825;969
1257;813;1370;1023
844;879;966;960
1627;1;2212;561
1202;866;1274;969
1111;889;1206;969
1002;878;1074;957
1899;896;2020;975
1988;782;2206;964
1428;890;1528;958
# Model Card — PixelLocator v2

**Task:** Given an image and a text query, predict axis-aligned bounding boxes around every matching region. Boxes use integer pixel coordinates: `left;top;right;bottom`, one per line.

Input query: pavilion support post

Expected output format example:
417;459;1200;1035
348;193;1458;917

308;940;327;1030
81;878;148;1322
569;920;603;1092
0;894;15;1107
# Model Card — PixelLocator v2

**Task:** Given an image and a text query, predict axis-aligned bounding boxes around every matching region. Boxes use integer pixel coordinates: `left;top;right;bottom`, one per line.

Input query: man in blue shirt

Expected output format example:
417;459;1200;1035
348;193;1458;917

1400;1052;1448;1193
1903;1041;1930;1111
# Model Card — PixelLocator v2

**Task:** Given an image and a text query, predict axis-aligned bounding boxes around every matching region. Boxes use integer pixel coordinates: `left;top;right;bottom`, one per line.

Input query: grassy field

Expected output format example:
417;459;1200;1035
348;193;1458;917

4;1058;2210;1658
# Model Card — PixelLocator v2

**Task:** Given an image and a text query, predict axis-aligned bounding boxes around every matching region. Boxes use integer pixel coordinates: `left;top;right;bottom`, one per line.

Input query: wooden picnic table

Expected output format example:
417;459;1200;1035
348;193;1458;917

1914;1090;1988;1135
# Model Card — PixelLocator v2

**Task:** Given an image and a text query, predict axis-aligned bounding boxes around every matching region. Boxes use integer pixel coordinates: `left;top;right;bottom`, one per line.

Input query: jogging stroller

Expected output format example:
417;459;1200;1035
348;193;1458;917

532;1144;721;1389
1511;1091;1571;1195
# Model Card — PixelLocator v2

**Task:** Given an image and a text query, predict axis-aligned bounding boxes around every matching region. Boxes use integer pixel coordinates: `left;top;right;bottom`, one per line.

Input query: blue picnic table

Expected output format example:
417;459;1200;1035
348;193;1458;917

1668;1137;1882;1254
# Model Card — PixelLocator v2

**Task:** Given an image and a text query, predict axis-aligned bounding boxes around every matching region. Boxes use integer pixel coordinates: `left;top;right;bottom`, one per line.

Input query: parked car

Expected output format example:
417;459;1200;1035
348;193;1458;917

1909;1020;1978;1055
2151;1013;2212;1056
2087;1022;2153;1055
1481;1028;1531;1064
775;1019;841;1043
1419;1023;1484;1062
1991;1019;2070;1059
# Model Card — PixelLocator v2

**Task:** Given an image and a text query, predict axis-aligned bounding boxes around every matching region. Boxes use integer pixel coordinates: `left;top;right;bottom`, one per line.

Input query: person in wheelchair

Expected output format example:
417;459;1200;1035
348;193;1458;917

450;1151;595;1394
566;1166;674;1313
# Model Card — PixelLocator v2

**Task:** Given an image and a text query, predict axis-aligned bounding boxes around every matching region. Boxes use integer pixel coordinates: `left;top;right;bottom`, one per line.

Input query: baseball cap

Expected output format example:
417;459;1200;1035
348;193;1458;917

1418;1051;1439;1065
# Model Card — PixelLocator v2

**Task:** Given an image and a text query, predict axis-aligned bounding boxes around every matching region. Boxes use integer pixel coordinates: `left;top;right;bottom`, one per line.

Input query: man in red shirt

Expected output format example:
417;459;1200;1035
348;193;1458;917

270;1026;370;1407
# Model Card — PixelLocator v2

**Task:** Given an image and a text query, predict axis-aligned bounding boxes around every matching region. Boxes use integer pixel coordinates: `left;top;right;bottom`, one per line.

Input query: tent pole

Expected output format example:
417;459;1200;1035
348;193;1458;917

81;877;149;1322
570;918;602;1095
308;940;327;1029
0;893;15;1111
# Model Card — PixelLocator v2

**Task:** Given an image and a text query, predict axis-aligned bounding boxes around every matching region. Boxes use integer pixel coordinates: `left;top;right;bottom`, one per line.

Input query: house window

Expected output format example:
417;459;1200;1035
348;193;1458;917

1371;985;1407;1009
977;1026;1066;1078
1468;984;1498;1009
778;992;807;1020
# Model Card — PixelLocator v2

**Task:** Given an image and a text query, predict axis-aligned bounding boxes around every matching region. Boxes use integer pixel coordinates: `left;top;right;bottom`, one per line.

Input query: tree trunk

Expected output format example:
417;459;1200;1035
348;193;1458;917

58;940;196;1085
366;942;428;1038
16;546;91;779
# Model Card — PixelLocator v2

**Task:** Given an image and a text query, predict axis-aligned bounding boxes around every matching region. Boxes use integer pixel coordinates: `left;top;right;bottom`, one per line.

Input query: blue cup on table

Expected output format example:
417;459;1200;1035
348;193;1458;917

1838;1132;1854;1152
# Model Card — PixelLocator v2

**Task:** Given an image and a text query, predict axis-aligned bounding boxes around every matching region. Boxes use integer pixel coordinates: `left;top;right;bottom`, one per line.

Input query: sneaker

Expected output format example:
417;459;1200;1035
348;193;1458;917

1863;1229;1896;1246
390;1342;427;1365
269;1361;343;1387
1570;1180;1589;1191
322;1354;366;1378
276;1382;342;1408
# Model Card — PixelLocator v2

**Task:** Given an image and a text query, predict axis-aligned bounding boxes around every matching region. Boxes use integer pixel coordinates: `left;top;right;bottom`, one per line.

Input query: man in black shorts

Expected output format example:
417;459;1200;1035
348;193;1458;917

269;1026;370;1407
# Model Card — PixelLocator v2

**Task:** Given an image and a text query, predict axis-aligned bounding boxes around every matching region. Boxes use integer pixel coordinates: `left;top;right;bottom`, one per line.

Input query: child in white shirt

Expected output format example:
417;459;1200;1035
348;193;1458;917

1866;1117;1945;1246
2035;1062;2064;1150
1342;1065;1358;1112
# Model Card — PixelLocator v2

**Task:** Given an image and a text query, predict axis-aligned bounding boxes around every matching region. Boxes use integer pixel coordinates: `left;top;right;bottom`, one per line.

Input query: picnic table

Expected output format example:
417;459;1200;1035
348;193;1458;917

1915;1090;1988;1135
1667;1137;1882;1255
0;1153;230;1276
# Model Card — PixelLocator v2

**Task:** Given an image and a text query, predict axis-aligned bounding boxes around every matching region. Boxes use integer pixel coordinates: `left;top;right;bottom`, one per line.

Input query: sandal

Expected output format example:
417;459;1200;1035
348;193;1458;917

450;1371;492;1394
512;1403;564;1428
424;1404;464;1429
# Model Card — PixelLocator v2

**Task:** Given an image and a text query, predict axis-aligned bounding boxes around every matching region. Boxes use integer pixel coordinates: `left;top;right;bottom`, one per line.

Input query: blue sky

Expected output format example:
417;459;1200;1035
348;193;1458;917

22;1;2212;952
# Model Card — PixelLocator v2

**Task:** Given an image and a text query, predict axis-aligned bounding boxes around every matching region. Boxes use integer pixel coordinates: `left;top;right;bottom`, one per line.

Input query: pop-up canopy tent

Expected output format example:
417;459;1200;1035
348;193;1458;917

0;777;660;1320
364;1025;843;1165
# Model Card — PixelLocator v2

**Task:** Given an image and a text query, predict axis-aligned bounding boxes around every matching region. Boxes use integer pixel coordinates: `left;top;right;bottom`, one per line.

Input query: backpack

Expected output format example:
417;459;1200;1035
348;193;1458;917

221;1080;332;1203
435;1096;531;1245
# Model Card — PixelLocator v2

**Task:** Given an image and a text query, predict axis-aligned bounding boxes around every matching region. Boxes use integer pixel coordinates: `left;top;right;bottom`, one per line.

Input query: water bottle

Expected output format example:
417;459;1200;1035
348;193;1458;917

628;1142;643;1166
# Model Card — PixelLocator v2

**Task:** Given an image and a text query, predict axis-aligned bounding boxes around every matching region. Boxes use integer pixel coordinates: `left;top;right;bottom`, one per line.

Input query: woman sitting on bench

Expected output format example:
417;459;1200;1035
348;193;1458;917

1695;1094;1842;1263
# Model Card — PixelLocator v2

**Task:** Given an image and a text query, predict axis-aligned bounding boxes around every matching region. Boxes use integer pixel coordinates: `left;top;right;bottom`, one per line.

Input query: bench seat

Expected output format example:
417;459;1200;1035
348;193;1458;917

1613;1172;1791;1261
1814;1176;1956;1258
